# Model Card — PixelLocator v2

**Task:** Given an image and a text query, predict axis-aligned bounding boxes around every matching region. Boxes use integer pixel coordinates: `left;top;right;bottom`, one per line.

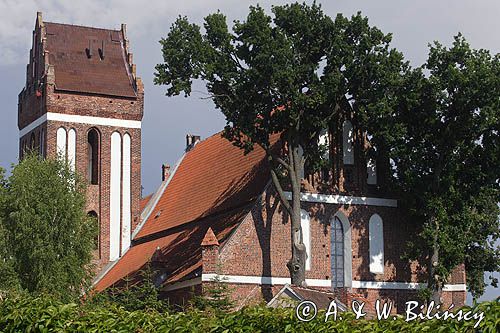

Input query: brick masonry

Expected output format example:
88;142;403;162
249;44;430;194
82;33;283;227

18;14;144;270
194;186;466;311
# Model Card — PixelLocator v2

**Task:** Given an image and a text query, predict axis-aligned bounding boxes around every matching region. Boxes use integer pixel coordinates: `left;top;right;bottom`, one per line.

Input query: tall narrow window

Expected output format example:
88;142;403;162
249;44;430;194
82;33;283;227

56;127;67;159
67;129;76;172
87;128;99;185
319;129;330;160
369;214;384;274
319;129;330;180
331;216;345;288
342;120;354;165
39;129;45;157
30;133;36;151
367;158;377;185
88;211;99;256
300;209;311;271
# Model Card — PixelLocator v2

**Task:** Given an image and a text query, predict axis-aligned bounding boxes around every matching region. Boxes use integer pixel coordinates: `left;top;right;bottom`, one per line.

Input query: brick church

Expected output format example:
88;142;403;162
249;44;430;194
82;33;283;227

18;13;467;311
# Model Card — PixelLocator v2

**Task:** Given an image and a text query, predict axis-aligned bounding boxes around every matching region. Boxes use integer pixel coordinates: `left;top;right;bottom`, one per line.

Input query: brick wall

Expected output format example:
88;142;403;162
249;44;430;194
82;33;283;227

203;187;466;309
18;15;144;271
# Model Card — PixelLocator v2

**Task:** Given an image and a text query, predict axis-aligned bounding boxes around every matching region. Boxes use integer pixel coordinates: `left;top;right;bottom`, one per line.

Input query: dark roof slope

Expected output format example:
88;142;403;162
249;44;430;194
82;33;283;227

45;22;137;98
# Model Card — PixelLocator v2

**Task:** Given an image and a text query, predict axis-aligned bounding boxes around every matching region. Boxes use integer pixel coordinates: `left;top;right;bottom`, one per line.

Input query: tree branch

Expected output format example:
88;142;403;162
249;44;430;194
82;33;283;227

269;164;292;215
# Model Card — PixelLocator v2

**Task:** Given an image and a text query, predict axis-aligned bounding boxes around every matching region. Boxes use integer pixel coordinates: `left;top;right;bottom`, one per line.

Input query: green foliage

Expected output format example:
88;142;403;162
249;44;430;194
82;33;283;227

0;168;20;292
0;153;96;301
0;295;499;332
88;265;169;312
155;1;407;285
155;2;405;162
190;274;234;312
360;34;499;299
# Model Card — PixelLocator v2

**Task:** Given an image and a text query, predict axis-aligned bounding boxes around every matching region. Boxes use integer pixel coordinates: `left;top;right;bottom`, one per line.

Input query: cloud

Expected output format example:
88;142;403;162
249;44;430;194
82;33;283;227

0;0;256;65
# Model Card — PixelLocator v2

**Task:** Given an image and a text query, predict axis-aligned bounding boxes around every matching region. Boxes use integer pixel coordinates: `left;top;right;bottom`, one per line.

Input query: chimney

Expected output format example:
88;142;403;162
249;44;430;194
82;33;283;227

162;164;171;182
185;134;201;151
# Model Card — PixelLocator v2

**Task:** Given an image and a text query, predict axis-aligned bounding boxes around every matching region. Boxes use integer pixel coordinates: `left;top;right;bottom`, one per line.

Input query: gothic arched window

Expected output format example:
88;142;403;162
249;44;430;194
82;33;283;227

87;128;100;185
88;211;100;256
30;132;36;151
331;216;345;288
369;214;384;274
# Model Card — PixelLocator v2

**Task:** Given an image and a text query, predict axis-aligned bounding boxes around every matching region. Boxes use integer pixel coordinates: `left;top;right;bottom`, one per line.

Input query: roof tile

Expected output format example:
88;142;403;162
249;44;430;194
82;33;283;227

45;22;137;98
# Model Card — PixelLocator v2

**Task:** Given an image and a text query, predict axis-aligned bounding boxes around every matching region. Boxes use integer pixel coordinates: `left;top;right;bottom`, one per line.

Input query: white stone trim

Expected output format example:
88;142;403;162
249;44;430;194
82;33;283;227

19;113;141;137
121;133;132;254
284;191;397;207
56;127;67;158
109;132;122;261
20;114;48;138
442;284;467;292
163;277;202;291
300;209;311;271
201;274;466;291
67;128;76;172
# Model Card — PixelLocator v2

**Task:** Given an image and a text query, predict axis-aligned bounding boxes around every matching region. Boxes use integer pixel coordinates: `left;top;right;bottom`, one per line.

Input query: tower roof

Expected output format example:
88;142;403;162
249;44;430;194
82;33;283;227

44;22;137;98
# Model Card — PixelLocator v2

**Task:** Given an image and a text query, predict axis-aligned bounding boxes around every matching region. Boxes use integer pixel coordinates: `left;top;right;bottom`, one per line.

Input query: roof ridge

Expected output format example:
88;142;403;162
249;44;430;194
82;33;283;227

45;21;121;33
294;285;336;295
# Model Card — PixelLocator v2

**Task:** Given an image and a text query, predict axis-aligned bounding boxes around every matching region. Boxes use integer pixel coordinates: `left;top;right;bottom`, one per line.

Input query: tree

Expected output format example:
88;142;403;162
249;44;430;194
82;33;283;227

88;264;169;312
2;153;96;301
0;168;20;293
155;2;406;286
361;35;499;301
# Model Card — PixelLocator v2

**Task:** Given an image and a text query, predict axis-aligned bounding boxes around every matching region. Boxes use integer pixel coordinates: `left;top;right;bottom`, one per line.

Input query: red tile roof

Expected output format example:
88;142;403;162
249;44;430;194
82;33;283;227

94;132;276;290
135;132;272;239
140;194;153;212
44;22;137;98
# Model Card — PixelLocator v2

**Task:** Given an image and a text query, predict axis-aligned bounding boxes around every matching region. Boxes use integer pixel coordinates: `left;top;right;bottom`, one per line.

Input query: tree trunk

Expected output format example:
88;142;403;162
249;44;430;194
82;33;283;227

287;175;306;286
286;142;306;286
428;217;442;303
267;138;307;287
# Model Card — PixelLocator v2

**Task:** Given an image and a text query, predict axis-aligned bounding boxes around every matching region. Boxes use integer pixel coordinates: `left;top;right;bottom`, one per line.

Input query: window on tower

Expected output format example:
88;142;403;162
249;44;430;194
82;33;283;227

30;132;36;151
87;210;100;256
87;128;100;185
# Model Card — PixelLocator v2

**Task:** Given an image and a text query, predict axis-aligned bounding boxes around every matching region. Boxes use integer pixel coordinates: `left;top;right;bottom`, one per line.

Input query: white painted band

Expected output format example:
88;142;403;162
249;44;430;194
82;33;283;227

163;277;202;291
284;191;397;207
201;274;466;291
19;113;141;137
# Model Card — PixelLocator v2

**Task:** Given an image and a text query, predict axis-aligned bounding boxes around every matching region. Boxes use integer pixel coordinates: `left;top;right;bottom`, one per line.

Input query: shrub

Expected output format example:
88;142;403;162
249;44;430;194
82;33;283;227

0;295;498;332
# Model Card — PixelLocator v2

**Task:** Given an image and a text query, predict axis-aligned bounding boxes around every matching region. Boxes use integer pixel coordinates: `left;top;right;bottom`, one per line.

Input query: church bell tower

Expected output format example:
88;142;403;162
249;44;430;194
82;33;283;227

18;12;144;269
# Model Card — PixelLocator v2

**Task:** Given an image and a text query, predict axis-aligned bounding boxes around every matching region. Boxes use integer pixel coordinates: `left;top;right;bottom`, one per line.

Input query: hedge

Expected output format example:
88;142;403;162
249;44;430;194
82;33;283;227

0;296;498;332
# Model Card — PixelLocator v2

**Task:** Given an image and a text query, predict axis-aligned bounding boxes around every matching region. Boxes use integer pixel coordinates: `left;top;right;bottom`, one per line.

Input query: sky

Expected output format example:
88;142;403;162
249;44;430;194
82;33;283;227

0;0;498;303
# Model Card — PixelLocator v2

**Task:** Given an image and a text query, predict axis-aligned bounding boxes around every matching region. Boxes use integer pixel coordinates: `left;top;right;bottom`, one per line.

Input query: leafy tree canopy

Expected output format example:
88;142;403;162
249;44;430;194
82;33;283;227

361;35;500;299
155;1;407;286
1;153;97;301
